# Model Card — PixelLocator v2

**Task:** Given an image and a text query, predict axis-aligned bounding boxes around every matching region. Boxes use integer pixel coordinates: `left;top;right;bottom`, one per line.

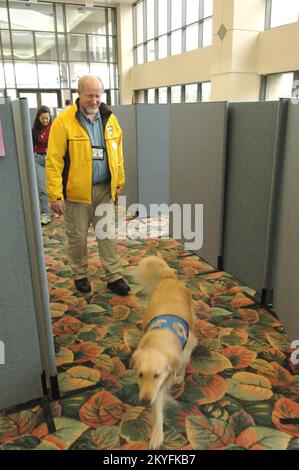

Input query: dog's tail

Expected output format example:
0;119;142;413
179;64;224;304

136;255;176;295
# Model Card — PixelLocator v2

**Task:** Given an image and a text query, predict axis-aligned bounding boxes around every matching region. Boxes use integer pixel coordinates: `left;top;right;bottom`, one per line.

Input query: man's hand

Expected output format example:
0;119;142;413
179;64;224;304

51;200;65;216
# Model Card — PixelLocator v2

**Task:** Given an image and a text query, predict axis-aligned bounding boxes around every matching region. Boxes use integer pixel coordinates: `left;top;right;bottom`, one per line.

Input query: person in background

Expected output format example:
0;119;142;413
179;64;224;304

46;75;130;296
64;99;71;108
32;105;52;225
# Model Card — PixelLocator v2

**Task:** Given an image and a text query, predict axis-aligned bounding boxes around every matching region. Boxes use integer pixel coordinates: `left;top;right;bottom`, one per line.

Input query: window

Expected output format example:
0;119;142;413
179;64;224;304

1;31;12;58
147;40;155;62
158;35;168;59
66;5;106;35
136;89;145;103
57;35;67;61
15;62;38;88
90;63;110;87
38;63;60;88
186;24;199;51
35;33;57;61
0;63;4;88
41;92;59;110
68;35;87;62
88;35;107;62
59;63;69;88
203;17;213;47
171;85;181;103
265;72;295;100
266;0;299;29
19;92;38;108
158;0;168;36
0;1;119;104
147;0;155;40
69;63;89;88
158;87;167;103
186;0;199;25
171;0;183;31
147;88;155;103
4;62;15;88
136;82;211;104
133;0;213;64
9;2;55;32
171;30;182;56
185;83;198;102
12;32;34;60
136;2;144;44
137;45;144;64
204;0;213;17
202;82;211;101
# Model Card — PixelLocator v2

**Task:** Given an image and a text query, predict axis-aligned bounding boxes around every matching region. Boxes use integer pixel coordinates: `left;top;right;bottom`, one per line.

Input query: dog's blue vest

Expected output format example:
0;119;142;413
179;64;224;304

146;315;189;350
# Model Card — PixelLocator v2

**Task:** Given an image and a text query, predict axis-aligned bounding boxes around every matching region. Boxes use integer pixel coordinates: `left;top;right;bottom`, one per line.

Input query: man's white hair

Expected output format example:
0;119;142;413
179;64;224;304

78;75;105;94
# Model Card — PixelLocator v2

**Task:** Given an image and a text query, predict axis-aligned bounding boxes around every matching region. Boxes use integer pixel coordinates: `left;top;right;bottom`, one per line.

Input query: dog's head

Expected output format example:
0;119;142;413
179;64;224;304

132;347;179;405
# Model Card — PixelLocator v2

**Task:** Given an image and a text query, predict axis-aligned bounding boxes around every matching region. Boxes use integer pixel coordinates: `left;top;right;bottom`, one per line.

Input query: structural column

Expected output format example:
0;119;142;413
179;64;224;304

117;4;134;104
211;0;266;101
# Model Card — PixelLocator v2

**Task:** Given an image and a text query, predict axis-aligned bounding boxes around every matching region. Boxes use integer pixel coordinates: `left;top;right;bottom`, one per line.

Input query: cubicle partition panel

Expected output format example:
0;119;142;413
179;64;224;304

29;107;36;126
169;102;228;268
223;101;286;297
136;104;170;214
272;102;299;341
0;98;57;409
111;105;138;209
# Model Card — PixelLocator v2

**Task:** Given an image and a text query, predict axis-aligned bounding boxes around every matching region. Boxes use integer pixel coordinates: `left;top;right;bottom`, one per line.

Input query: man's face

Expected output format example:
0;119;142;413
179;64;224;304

79;79;102;115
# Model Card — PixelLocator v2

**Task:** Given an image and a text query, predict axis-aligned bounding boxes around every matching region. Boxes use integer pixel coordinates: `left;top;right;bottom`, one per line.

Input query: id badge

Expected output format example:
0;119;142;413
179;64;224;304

92;147;104;160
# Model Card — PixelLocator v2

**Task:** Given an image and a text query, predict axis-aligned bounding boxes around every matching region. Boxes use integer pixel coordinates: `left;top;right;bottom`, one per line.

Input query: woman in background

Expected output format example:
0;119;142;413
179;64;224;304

32;105;52;225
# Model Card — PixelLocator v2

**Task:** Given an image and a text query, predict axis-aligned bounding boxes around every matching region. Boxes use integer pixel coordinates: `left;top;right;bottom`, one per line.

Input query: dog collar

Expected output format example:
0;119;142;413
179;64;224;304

146;315;189;350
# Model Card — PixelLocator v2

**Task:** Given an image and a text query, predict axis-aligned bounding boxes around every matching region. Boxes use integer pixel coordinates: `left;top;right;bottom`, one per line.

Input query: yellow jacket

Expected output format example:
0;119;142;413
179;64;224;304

46;101;125;203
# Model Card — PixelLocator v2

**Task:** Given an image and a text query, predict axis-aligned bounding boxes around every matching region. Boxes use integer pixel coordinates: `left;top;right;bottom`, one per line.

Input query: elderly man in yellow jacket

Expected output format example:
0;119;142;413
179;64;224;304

46;75;130;295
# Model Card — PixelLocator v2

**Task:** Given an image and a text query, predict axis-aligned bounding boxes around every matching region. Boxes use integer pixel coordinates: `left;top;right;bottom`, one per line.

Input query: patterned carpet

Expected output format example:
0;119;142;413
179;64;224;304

1;214;299;450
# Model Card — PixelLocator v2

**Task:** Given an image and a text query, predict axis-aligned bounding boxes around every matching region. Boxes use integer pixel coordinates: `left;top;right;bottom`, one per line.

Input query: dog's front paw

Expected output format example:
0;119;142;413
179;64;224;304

149;430;164;450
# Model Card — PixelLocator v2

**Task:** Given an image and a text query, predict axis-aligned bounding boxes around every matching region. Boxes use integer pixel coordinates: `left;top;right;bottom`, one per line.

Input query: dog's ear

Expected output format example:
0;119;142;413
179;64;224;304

131;349;141;369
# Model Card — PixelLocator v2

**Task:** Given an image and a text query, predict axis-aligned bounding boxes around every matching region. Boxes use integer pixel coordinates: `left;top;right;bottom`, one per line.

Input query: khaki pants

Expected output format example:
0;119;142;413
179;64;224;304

64;182;122;282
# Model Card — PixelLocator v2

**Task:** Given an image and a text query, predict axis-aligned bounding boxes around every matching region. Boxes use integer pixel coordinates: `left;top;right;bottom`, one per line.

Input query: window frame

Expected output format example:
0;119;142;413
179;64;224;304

0;1;119;105
135;81;211;104
133;0;213;65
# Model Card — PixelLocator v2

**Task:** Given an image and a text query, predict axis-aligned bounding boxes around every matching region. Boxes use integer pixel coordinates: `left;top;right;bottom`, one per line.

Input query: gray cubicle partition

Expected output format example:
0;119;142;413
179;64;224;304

136;104;170;213
29;107;36;125
0;98;57;409
169;102;228;267
272;102;299;341
223;100;288;299
111;105;138;209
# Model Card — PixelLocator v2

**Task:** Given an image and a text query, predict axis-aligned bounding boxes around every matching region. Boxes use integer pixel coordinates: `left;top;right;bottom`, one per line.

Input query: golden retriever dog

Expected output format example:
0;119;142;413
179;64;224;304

132;255;197;449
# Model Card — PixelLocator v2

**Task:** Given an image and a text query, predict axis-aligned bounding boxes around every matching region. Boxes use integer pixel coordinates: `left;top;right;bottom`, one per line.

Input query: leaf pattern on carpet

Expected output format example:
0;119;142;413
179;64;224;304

1;216;298;450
